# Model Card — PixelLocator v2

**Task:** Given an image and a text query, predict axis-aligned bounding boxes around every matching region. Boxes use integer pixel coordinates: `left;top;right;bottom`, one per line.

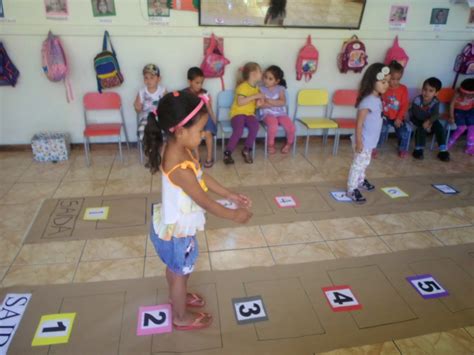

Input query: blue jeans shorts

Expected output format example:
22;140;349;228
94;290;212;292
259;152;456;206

204;116;217;135
149;227;199;276
454;109;474;126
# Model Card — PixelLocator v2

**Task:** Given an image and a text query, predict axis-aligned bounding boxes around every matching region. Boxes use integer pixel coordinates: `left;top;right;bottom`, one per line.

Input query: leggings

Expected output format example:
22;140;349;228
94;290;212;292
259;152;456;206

347;148;372;193
225;115;259;153
263;115;296;146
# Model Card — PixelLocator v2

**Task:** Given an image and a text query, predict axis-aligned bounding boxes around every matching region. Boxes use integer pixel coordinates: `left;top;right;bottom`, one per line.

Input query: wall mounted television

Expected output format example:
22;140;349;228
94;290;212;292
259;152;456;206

199;0;367;29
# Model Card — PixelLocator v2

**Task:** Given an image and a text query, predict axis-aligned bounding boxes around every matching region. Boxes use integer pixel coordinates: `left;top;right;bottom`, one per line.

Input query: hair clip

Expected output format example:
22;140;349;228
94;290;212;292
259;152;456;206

376;66;390;81
173;91;180;97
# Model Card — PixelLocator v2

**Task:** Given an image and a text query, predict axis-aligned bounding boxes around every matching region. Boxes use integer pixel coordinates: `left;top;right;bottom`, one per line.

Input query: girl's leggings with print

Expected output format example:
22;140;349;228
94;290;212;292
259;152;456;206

263;115;296;146
347;148;372;192
226;115;259;153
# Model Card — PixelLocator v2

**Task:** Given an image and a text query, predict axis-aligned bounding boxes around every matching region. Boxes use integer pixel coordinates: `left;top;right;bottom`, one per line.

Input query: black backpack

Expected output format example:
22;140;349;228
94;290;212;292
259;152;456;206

0;42;20;87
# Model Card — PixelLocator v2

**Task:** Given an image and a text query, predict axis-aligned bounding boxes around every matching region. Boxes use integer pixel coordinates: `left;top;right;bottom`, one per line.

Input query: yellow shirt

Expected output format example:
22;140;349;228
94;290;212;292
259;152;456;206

230;82;260;118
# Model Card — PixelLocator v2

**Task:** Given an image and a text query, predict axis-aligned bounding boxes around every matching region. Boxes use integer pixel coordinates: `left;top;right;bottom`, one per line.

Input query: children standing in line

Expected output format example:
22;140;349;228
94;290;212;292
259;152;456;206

410;77;450;162
448;78;474;155
143;90;252;330
134;64;167;141
347;63;391;204
224;62;265;165
259;65;295;154
376;60;410;158
185;67;218;168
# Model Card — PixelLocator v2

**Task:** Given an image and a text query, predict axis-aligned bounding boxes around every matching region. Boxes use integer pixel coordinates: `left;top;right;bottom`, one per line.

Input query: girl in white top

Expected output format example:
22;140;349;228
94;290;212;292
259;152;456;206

144;90;252;331
134;64;167;141
347;63;391;204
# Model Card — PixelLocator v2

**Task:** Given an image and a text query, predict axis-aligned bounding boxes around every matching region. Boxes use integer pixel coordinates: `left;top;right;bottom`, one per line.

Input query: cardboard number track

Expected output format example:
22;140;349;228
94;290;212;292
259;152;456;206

1;243;473;354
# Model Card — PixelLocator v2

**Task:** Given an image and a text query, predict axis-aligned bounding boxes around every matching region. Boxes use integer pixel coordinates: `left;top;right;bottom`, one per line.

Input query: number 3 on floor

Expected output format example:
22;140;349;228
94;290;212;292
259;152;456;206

322;286;362;312
232;296;269;325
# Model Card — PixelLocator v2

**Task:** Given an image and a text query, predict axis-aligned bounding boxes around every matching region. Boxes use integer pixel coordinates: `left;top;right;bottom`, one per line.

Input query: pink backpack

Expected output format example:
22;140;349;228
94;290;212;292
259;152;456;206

200;34;230;90
296;35;319;81
337;35;368;74
42;31;74;102
384;36;409;67
453;41;474;87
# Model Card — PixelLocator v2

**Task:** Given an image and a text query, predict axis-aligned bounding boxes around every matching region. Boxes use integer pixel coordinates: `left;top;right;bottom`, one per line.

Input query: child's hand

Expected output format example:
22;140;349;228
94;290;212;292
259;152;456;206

423;120;432;130
228;192;252;208
355;141;363;153
256;99;264;108
448;116;455;124
233;208;253;224
394;119;402;128
134;101;143;113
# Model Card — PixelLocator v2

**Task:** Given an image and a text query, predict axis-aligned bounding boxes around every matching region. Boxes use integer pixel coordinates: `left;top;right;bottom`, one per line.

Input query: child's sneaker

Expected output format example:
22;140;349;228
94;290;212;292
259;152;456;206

399;151;409;159
348;189;366;204
241;148;253;164
223;151;234;165
437;151;450;162
412;149;424;160
360;179;375;191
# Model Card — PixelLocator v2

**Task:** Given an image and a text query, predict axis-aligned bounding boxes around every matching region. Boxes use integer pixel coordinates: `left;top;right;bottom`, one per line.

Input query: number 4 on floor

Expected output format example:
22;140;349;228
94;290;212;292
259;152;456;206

322;285;363;312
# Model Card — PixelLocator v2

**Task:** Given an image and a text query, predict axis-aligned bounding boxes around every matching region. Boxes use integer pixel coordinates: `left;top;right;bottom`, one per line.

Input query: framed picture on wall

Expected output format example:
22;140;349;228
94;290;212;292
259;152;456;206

389;5;408;26
468;8;474;27
430;8;449;25
199;0;367;29
44;0;69;19
91;0;116;17
147;0;170;17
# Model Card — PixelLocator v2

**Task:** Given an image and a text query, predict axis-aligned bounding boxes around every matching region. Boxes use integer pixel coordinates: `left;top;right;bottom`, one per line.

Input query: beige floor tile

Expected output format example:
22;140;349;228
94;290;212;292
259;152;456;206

108;154;150;180
144;253;211;278
317;341;400;355
0;237;21;266
2;263;76;287
0;182;59;205
363;213;423;235
74;258;144;283
314;217;376;241
54;180;106;198
210;248;274;270
103;178;151;195
151;173;162;192
0;203;40;236
63;155;114;181
394;328;474;354
270;242;335;265
18;161;70;183
466;326;474;338
206;226;267;251
81;235;146;261
453;206;474;224
0;160;31;183
0;265;8;283
381;232;442;252
410;209;470;230
14;240;85;265
327;237;391;259
0;181;13;199
430;226;474;245
261;221;323;246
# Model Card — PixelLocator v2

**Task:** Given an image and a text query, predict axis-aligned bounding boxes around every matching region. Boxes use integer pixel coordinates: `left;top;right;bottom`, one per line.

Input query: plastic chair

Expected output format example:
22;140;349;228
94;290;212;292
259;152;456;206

258;90;296;157
329;89;358;155
216;90;264;160
294;89;339;157
430;87;456;150
83;92;130;166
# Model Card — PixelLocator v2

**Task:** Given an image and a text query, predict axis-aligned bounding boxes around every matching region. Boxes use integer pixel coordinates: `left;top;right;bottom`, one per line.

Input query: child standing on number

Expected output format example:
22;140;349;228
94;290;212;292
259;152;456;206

144;90;252;330
134;64;167;141
223;62;265;165
347;63;391;204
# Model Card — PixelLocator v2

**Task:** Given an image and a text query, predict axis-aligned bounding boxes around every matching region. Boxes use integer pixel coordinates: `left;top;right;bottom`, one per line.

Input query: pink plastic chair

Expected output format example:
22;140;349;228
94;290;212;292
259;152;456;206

83;92;130;166
329;89;358;155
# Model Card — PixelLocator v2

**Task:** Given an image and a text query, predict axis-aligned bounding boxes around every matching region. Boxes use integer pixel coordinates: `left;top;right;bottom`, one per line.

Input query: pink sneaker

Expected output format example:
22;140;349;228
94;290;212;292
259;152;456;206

268;145;276;155
399;151;409;159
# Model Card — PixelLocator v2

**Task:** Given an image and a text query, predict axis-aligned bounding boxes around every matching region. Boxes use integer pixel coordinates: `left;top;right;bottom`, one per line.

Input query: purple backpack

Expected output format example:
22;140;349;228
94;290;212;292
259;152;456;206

42;31;74;102
200;34;230;90
453;41;474;87
0;42;20;87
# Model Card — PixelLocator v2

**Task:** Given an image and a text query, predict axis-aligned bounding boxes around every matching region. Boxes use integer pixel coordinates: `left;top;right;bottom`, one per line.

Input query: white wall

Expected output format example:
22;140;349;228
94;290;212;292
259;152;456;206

0;0;472;144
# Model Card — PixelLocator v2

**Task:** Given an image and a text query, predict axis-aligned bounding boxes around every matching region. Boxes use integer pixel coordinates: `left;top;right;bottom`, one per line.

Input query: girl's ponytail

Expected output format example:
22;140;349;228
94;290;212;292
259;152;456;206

143;112;164;174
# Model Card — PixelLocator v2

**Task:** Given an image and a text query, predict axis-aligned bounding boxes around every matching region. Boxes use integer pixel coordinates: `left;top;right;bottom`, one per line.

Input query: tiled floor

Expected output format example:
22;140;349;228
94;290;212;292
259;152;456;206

1;139;474;353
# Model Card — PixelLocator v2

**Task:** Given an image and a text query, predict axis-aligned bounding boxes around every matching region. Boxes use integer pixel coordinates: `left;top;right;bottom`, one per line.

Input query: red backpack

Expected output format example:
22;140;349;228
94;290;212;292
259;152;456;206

296;35;319;81
453;41;474;87
337;35;368;74
200;34;230;90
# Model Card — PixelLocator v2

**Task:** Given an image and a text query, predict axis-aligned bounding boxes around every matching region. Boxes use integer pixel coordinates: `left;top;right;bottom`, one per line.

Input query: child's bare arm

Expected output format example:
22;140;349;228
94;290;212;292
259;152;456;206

170;168;252;223
206;102;217;123
355;109;369;153
134;94;142;113
265;90;286;107
449;93;457;123
237;93;265;106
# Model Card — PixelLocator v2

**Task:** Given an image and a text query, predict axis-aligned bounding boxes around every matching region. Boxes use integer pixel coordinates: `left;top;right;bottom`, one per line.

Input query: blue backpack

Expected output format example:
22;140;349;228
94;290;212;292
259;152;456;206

93;31;124;93
0;42;20;87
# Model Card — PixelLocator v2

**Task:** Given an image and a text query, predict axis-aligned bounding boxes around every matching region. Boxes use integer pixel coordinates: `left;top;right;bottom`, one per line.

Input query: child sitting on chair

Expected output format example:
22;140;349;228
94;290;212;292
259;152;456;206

448;78;474;155
134;64;167;141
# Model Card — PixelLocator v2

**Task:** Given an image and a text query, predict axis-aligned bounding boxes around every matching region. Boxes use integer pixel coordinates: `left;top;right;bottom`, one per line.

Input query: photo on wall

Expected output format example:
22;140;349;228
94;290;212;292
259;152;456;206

389;5;408;26
147;0;170;17
0;0;4;18
44;0;69;19
468;8;474;27
91;0;116;17
430;8;449;25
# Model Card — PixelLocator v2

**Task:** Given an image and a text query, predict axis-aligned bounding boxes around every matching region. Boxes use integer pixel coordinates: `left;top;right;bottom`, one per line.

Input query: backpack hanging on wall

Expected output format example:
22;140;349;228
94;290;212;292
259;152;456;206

94;31;124;93
0;42;20;87
200;33;230;90
42;31;74;102
384;36;409;67
296;35;319;82
337;35;368;74
453;41;474;88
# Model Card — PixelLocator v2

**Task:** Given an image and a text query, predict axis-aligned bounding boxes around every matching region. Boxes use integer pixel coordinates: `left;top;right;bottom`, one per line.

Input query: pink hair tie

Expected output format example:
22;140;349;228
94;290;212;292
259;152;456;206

169;94;209;133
